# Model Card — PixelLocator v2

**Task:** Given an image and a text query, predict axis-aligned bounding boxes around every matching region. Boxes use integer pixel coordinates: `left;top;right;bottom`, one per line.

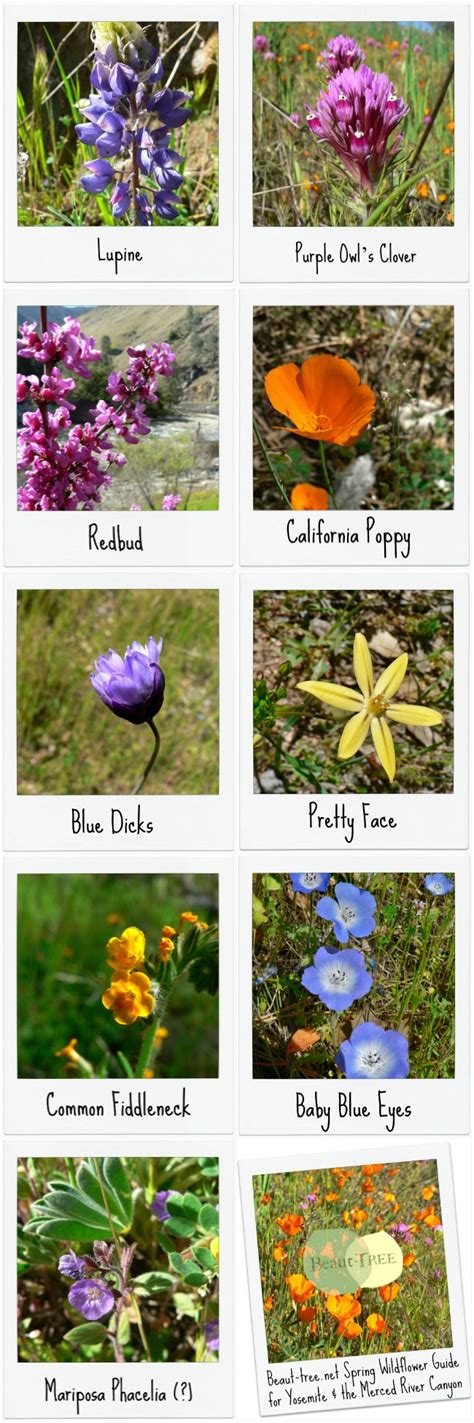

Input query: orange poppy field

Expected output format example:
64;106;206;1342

252;20;454;227
254;1159;451;1362
253;305;454;511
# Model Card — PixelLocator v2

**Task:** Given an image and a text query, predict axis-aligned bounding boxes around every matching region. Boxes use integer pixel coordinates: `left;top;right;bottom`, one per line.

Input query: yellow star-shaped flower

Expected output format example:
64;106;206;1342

298;632;443;783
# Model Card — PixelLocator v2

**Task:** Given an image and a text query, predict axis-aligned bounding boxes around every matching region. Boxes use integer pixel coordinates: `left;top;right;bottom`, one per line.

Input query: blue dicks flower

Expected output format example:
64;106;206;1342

316;881;377;944
301;946;373;1011
290;873;331;894
58;1250;87;1280
91;635;165;726
336;1022;409;1079
68;1277;115;1321
424;873;454;896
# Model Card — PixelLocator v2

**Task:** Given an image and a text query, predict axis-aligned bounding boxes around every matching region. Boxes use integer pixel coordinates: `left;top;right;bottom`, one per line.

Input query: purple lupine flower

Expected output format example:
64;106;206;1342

151;1189;177;1222
204;1319;219;1352
91;636;165;726
319;34;365;77
162;493;182;510
336;1022;409;1079
75;24;190;225
58;1250;87;1280
68;1277;115;1321
301;946;373;1011
306;64;409;193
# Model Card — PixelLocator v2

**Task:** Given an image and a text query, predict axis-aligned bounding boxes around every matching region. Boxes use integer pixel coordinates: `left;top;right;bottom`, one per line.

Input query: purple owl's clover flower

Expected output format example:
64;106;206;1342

319;34;365;77
68;1277;115;1321
75;25;191;225
91;636;165;795
306;64;409;193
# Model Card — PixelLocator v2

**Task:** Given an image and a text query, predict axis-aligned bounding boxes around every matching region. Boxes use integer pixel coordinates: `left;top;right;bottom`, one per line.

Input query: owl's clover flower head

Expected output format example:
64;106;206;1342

306;64;409;192
319;34;365;76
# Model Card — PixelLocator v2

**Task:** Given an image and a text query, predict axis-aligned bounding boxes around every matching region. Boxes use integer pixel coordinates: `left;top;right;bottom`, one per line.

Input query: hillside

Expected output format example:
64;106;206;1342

79;304;219;411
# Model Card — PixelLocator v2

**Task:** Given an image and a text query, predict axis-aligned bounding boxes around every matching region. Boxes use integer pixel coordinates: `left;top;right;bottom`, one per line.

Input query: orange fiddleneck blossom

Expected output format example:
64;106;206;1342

286;1273;316;1305
416;180;429;197
366;1312;387;1335
102;971;154;1026
159;936;175;963
264;354;376;448
379;1283;400;1302
161;924;176;938
291;483;329;512
276;1212;305;1236
106;912;122;924
298;631;443;784
55;1038;92;1076
142;1068;154;1078
106;925;146;971
180;911;198;924
155;1025;169;1043
273;1245;287;1263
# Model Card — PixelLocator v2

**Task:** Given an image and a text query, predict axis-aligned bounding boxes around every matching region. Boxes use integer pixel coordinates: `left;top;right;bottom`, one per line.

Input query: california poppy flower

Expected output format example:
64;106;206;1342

273;1245;287;1262
403;1252;416;1267
264;354;376;447
366;1312;387;1334
291;483;329;511
286;1273;316;1305
276;1212;305;1236
298;1304;316;1323
379;1283;400;1302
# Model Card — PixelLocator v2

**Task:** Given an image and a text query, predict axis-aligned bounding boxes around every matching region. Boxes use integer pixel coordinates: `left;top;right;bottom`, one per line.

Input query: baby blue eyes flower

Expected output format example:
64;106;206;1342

336;1022;409;1079
316;881;377;944
301;946;373;1011
290;873;331;894
424;874;454;896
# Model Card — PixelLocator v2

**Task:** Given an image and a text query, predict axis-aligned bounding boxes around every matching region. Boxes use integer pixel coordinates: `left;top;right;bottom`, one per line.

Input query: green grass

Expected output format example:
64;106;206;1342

253;588;453;795
254;1159;451;1361
252;872;455;1079
17;873;219;1079
17;588;219;796
253;20;454;227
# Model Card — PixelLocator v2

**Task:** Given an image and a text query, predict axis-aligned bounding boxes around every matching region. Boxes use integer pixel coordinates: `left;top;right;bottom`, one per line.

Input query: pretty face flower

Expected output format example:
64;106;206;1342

102;971;154;1026
306;65;409;193
91;635;165;726
265;355;376;447
298;631;443;783
320;34;365;76
302;946;373;1011
286;1273;315;1305
424;873;453;896
68;1277;115;1321
58;1250;87;1280
106;925;146;971
316;881;376;943
336;1022;409;1079
291;483;329;511
290;872;331;894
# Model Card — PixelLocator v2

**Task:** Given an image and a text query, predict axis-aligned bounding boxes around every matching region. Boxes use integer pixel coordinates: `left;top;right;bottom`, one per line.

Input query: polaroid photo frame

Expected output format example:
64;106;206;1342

239;852;469;1136
6;1136;233;1418
6;285;234;568
4;567;234;850
5;3;233;284
240;568;468;850
239;1142;471;1417
239;3;469;285
4;852;233;1135
239;285;469;568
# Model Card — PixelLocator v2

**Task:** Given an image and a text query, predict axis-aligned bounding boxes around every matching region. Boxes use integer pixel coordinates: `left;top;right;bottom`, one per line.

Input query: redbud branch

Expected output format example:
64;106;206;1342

132;718;161;796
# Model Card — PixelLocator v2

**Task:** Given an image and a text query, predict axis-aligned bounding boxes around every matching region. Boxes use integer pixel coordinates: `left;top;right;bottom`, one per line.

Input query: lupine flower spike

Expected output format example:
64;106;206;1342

298;631;443;783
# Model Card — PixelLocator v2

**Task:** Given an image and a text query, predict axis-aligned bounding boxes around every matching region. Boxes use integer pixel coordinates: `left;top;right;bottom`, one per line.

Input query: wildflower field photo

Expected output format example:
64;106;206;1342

17;20;219;228
17;587;219;796
253;588;453;795
252;871;455;1080
253;305;454;512
253;1157;451;1362
252;21;454;228
17;873;219;1081
17;1155;219;1362
17;304;219;512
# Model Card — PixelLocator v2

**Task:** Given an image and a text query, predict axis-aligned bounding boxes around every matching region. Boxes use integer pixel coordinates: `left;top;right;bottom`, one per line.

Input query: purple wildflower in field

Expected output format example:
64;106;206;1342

91;636;165;726
316;881;377;944
76;25;190;224
289;112;300;126
306;64;409;193
58;1250;87;1280
162;493;182;510
319;34;365;77
413;44;423;55
424;873;453;896
336;1021;409;1079
301;946;372;1011
204;1319;219;1352
151;1189;175;1222
290;873;331;894
68;1277;115;1321
253;34;270;52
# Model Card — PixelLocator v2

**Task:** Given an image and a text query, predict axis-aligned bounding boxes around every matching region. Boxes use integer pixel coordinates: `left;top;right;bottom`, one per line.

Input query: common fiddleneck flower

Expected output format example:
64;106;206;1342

297;631;443;783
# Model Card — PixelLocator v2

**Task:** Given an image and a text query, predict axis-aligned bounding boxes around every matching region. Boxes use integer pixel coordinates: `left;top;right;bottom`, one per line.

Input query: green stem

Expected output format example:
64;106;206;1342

65;1158;76;1187
130;1295;152;1362
132;718;160;796
253;417;292;509
134;990;171;1078
93;1157;123;1259
319;441;338;509
364;155;446;227
307;892;313;955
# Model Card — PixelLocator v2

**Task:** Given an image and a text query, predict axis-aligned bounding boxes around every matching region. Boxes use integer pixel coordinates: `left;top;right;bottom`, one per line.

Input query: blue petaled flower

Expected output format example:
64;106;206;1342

301;946;372;1011
424;873;454;897
316;881;377;944
204;1319;219;1353
336;1022;409;1079
68;1277;115;1320
290;873;331;894
91;635;165;725
58;1249;87;1280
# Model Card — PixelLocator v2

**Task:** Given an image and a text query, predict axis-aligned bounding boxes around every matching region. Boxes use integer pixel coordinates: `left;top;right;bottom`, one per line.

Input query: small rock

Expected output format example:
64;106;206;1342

333;454;375;510
369;630;403;660
254;769;286;794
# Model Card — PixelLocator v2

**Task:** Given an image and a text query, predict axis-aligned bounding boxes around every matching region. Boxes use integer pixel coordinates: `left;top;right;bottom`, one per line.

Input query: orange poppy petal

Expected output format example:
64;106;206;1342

329;386;377;445
264;363;313;427
297;354;360;416
291;483;329;511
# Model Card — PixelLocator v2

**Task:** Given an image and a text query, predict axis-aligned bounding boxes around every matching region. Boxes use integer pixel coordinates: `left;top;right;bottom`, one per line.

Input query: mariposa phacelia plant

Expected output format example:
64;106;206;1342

55;912;218;1080
17;308;176;510
22;1157;219;1363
